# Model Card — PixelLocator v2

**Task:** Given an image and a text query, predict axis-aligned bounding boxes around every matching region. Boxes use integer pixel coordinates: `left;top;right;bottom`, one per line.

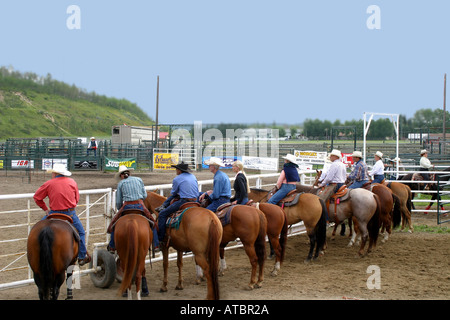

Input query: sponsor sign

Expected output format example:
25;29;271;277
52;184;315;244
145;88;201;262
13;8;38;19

11;160;35;169
242;156;278;171
341;153;354;168
0;160;3;169
153;153;179;170
294;150;327;164
42;159;68;171
104;157;137;171
202;156;241;169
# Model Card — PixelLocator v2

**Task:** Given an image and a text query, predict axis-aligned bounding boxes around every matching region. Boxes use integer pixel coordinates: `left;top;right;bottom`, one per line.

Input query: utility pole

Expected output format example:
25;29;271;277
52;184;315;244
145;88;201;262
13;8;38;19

155;75;159;149
444;73;446;154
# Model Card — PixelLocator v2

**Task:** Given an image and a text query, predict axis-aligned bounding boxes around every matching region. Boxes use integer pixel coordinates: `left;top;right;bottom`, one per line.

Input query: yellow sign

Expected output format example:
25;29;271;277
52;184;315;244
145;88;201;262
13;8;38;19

153;153;179;170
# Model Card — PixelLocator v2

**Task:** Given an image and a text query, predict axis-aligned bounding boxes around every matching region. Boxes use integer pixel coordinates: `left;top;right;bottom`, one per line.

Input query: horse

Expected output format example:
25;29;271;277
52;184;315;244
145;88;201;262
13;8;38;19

114;213;153;300
27;215;79;300
144;191;222;300
252;203;288;276
218;205;267;289
248;188;327;262
384;181;414;232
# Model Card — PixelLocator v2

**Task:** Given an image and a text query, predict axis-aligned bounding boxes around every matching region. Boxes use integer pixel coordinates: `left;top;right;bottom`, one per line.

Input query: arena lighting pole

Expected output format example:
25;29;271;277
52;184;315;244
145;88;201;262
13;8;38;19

443;73;446;154
155;75;159;148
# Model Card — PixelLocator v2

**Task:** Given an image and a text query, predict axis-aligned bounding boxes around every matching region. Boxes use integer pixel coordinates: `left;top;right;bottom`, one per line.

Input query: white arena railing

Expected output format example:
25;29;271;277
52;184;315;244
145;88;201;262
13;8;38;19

0;171;314;291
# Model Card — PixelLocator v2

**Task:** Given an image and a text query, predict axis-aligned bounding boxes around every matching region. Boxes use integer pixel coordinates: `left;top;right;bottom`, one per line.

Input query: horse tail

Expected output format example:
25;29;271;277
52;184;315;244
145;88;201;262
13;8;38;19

278;209;288;264
391;193;402;229
368;194;381;244
316;198;328;252
38;226;54;290
119;220;139;296
255;210;267;267
207;218;221;300
406;186;412;213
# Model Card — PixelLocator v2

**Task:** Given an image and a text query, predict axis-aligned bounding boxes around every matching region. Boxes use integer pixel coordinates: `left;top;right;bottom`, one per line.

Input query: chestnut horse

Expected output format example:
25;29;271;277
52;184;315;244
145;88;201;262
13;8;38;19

27;216;79;300
248;188;327;262
144;191;222;300
384;181;413;232
218;205;267;290
253;203;288;276
115;213;153;300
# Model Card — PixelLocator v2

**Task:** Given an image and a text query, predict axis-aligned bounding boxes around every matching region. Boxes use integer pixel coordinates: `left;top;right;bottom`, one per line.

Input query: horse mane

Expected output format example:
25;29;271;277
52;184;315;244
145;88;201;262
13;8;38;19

250;188;269;193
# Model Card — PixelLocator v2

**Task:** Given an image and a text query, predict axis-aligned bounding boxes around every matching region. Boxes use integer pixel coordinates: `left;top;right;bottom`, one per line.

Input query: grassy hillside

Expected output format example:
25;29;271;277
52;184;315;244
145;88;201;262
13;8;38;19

0;68;153;139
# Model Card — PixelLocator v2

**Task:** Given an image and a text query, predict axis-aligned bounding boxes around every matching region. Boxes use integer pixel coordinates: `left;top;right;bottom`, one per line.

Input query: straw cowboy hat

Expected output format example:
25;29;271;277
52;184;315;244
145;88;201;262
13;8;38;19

115;164;134;180
47;163;72;176
352;151;363;158
330;149;342;159
375;151;383;158
282;154;297;163
204;157;225;167
171;161;191;172
420;149;428;155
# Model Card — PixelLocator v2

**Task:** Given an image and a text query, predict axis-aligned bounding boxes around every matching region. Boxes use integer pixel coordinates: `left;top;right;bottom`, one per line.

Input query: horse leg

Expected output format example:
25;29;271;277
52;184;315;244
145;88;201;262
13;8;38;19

175;250;184;290
243;244;258;290
356;223;369;257
268;235;281;276
331;224;337;240
305;230;316;263
219;245;226;276
160;247;169;293
66;269;73;300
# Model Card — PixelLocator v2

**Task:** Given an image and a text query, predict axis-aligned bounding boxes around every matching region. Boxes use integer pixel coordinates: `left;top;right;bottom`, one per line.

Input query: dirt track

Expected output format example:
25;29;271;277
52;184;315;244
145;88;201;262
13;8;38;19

0;170;449;300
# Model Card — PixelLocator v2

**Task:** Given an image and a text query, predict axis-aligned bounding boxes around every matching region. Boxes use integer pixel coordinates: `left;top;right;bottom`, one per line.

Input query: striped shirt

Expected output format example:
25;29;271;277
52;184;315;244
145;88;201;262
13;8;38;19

116;176;147;210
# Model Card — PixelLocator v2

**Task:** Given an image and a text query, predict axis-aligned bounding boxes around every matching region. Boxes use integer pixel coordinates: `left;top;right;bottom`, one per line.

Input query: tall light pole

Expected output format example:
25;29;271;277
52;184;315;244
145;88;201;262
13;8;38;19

155;75;159;148
443;73;446;153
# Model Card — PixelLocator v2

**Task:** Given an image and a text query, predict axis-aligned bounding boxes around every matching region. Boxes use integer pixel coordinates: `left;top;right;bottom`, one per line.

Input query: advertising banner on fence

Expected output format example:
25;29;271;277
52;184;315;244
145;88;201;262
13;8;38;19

294;150;327;164
202;156;241;169
242;156;278;171
153;153;179;170
341;153;354;168
42;159;68;171
104;157;137;171
12;160;35;169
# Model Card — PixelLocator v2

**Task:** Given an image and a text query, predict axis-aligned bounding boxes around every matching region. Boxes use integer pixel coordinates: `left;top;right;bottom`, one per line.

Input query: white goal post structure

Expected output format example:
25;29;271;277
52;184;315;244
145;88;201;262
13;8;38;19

363;112;400;178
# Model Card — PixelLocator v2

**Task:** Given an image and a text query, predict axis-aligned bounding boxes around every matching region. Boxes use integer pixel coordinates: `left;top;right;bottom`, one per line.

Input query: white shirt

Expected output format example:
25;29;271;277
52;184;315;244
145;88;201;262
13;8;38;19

369;159;384;176
420;156;433;169
319;159;346;186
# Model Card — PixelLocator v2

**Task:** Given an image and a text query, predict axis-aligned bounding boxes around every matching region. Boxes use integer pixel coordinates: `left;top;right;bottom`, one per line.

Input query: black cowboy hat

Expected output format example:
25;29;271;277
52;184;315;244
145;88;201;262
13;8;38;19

171;161;191;172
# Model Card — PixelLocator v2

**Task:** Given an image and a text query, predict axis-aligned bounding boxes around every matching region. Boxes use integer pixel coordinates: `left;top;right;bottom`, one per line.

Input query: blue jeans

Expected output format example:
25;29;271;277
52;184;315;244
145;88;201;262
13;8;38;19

372;175;384;184
268;184;296;205
43;210;87;260
206;196;230;213
109;203;158;249
236;197;249;205
348;180;368;189
157;198;191;242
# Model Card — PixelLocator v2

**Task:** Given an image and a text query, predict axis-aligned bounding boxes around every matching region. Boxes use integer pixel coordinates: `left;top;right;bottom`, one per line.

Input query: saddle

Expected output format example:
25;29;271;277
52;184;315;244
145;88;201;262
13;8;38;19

268;188;303;207
107;205;156;234
325;185;351;223
165;202;200;229
46;213;80;243
215;203;235;226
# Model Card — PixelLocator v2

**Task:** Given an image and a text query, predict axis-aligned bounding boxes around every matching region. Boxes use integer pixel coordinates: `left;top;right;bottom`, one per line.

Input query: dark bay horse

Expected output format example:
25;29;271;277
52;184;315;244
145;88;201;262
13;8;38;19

27;216;79;300
115;213;153;300
218;205;267;289
249;188;327;262
145;191;222;300
253;203;288;276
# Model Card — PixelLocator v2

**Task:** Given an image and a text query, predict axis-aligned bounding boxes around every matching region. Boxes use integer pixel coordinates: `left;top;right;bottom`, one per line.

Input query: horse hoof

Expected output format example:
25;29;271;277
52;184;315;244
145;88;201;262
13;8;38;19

255;283;263;289
175;285;184;291
304;258;311;264
246;284;255;290
160;287;168;293
271;270;278;277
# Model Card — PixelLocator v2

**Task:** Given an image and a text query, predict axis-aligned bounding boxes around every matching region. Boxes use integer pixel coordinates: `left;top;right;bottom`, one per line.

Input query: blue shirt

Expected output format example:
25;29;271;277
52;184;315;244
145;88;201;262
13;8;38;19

116;176;147;210
348;160;369;182
171;172;199;199
211;170;232;200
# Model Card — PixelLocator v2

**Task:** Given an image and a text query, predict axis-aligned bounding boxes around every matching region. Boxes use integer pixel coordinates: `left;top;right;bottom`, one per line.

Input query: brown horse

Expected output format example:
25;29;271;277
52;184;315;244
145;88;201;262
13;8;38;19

253;203;288;276
218;205;267;289
249;188;327;262
115;213;153;300
27;216;79;300
144;191;222;300
384;181;413;232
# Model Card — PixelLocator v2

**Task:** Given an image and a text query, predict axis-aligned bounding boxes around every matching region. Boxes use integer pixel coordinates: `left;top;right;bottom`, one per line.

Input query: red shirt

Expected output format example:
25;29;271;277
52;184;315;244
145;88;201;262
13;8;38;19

33;176;80;211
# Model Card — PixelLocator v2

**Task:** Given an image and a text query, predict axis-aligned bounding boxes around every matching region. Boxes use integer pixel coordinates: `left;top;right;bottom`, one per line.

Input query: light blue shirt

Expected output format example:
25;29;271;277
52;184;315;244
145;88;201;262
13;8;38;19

170;172;199;199
211;170;232;200
116;176;147;209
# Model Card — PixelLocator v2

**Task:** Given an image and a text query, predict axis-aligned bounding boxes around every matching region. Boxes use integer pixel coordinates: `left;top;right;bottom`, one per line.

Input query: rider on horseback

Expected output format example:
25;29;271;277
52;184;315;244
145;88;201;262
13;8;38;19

199;157;232;212
268;154;300;205
369;151;385;184
419;149;434;183
318;149;347;202
33;163;91;266
347;151;369;189
155;162;199;244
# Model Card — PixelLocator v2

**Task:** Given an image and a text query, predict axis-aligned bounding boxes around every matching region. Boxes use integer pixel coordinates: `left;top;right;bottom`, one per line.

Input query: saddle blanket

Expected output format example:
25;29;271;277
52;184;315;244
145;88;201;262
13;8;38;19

166;208;190;230
216;205;235;227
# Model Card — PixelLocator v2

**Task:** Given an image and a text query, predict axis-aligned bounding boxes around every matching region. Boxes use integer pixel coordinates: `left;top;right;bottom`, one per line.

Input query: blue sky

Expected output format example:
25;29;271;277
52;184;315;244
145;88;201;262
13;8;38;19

1;1;449;125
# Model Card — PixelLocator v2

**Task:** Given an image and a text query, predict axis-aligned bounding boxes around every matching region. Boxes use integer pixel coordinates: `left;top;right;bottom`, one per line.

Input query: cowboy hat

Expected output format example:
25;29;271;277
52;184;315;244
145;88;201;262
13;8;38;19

114;164;134;180
171;161;191;172
47;163;72;176
420;149;428;155
204;157;225;167
90;137;95;140
352;151;363;158
282;154;297;163
375;151;383;158
330;149;342;158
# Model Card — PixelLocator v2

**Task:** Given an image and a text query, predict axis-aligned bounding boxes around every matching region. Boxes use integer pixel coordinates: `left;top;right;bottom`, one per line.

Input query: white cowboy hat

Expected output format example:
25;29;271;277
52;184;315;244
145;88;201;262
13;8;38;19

204;157;225;167
420;149;428;155
90;137;95;140
47;163;72;176
114;164;134;180
375;151;383;158
330;149;342;158
393;157;401;162
352;151;363;158
282;154;297;163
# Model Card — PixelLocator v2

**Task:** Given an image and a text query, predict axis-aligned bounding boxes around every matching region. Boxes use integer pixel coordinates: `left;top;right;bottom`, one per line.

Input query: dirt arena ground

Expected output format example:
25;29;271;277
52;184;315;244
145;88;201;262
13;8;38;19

0;170;449;301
